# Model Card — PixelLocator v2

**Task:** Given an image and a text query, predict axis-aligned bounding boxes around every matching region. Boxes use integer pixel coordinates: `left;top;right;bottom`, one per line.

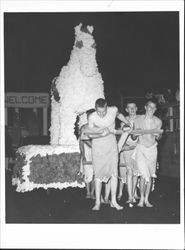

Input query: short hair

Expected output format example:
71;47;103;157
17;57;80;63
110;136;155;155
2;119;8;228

145;100;157;107
126;102;137;108
95;98;107;108
86;108;95;118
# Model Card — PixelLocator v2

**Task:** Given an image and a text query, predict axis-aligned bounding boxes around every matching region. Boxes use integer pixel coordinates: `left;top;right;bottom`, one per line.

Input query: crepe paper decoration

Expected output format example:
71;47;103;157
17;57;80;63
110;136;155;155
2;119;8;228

118;131;130;153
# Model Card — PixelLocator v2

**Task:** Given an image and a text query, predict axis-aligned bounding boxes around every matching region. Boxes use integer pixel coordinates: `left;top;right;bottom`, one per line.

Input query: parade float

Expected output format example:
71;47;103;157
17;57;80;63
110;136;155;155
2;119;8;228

12;23;165;193
12;23;105;192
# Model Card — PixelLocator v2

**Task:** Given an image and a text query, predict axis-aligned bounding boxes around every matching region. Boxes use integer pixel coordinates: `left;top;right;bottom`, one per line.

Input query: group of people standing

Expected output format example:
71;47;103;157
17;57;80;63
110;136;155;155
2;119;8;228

79;98;162;211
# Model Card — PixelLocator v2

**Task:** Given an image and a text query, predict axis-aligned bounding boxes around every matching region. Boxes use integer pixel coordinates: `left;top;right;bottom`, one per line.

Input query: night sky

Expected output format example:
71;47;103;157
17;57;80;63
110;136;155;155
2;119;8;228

4;12;179;105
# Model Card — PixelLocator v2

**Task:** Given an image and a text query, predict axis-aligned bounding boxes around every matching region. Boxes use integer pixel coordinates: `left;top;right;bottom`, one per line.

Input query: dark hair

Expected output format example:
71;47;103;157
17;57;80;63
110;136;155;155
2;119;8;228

145;100;157;107
86;108;95;118
95;98;107;108
126;102;137;107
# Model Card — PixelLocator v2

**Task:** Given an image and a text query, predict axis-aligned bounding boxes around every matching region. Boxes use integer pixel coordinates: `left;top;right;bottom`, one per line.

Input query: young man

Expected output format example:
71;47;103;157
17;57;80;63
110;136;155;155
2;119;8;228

132;100;162;207
79;109;95;199
88;98;130;210
118;102;140;204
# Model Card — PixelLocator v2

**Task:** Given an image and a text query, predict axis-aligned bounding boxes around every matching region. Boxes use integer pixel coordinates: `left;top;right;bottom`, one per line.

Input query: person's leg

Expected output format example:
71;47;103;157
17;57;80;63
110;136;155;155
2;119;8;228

84;166;92;198
110;176;123;210
117;180;124;200
92;179;102;210
85;182;91;198
132;175;139;201
104;180;111;203
88;166;95;199
144;177;153;207
137;176;145;207
90;180;95;199
126;168;133;203
117;166;126;200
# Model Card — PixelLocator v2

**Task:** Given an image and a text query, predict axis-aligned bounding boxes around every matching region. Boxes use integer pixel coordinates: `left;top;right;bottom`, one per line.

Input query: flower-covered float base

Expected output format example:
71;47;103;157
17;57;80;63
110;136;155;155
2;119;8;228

12;145;85;192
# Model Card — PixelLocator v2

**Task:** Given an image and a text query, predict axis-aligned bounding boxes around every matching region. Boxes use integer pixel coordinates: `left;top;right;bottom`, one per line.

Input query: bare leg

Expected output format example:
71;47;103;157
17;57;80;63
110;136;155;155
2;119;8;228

144;178;153;207
117;180;124;200
110;176;123;210
126;169;133;203
137;177;145;207
86;183;91;198
92;179;102;210
132;175;139;201
118;166;126;200
104;180;111;203
90;180;95;199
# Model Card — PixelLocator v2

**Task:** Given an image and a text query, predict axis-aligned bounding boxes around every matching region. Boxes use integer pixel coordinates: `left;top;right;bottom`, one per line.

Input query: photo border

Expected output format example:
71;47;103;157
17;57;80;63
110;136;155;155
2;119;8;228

0;1;184;249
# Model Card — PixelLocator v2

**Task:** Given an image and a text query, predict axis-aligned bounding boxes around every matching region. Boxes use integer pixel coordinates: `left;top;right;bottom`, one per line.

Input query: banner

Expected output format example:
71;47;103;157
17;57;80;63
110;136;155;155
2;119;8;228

5;92;50;108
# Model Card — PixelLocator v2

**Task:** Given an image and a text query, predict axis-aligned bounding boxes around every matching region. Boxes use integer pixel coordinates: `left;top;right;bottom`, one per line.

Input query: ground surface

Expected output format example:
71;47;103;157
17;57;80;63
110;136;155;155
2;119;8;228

6;172;180;224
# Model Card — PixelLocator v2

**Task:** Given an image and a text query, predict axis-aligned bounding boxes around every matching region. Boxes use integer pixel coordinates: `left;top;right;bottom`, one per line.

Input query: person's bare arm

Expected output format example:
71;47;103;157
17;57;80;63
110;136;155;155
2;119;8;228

83;140;92;148
130;119;140;140
79;134;86;162
121;144;136;151
88;128;110;139
117;112;130;125
153;119;163;140
87;114;110;138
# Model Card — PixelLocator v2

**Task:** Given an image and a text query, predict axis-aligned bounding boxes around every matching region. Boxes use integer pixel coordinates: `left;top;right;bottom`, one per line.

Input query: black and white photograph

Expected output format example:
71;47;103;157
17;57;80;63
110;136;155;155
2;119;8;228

0;1;184;249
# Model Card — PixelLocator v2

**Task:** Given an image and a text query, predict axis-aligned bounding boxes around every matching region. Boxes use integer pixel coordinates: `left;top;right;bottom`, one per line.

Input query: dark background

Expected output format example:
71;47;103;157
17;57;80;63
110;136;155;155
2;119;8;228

4;12;181;228
4;12;179;105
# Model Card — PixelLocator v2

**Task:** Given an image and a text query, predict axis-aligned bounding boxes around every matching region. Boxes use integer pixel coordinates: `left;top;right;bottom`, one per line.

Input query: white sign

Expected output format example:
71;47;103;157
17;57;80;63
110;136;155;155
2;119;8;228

5;92;50;108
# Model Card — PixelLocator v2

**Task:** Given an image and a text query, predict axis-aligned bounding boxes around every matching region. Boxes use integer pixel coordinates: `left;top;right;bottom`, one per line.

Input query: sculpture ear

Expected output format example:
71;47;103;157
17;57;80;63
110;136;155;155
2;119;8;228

75;40;83;48
80;25;92;35
87;25;94;34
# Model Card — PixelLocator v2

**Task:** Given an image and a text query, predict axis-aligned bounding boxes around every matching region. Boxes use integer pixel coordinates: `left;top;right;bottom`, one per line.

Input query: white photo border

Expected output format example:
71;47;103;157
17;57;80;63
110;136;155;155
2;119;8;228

0;1;184;249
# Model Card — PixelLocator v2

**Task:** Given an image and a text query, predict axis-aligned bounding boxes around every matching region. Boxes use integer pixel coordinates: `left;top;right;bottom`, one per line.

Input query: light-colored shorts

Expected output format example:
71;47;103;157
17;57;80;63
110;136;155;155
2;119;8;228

119;164;127;183
122;149;139;176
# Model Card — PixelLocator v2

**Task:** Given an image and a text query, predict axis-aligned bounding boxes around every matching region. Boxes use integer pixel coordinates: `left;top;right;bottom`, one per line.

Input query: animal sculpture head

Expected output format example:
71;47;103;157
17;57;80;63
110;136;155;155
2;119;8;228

73;23;97;77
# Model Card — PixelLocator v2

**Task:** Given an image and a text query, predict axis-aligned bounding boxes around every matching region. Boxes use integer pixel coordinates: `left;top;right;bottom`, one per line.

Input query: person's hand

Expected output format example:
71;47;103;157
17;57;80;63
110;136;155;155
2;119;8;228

153;133;162;140
128;126;133;134
83;156;87;163
122;125;131;132
132;129;143;136
122;124;133;135
129;145;136;150
130;134;138;140
127;120;133;128
122;144;136;151
152;133;158;137
101;128;110;136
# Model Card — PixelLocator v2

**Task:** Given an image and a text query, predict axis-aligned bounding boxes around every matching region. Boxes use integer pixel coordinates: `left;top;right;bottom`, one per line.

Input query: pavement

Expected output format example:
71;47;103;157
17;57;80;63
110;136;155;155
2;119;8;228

5;172;180;224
